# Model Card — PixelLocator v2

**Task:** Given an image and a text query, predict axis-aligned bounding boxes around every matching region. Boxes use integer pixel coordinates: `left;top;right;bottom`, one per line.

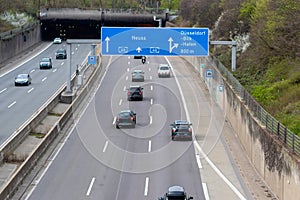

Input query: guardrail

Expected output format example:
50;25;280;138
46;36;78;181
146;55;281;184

0;51;104;199
209;56;300;157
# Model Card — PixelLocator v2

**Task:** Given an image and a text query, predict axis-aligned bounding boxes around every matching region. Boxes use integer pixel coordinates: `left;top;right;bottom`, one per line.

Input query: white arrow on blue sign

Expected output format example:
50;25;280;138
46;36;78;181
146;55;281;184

101;27;209;56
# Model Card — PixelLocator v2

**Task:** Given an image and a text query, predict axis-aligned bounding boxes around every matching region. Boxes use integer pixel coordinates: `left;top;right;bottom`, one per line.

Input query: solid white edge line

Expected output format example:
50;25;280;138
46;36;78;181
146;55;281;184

196;154;202;169
24;56;113;200
144;177;149;196
202;183;210;200
194;141;247;200
0;42;52;78
113;116;117;125
165;57;247;200
103;141;108;153
148;140;152;152
86;177;96;196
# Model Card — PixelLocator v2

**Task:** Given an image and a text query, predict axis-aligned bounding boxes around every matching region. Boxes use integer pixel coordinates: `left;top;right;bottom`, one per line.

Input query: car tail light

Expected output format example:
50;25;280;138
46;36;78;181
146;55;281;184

127;91;131;95
172;128;175;133
189;127;192;132
139;91;142;95
116;117;119;122
131;116;134;121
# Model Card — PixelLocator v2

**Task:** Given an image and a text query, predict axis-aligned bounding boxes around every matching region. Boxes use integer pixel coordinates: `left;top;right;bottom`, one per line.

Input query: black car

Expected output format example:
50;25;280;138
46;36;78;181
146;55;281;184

39;57;52;69
55;48;67;59
127;85;143;101
115;110;136;129
158;185;193;200
170;120;193;141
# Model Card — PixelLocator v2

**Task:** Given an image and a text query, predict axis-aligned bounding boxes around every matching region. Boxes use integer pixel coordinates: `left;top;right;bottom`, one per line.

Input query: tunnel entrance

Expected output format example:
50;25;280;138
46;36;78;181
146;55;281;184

40;8;167;41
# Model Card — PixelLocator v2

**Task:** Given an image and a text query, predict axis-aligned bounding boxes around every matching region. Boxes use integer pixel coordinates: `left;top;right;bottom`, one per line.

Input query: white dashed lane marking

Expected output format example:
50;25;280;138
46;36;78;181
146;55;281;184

0;88;7;94
27;88;34;93
8;101;16;108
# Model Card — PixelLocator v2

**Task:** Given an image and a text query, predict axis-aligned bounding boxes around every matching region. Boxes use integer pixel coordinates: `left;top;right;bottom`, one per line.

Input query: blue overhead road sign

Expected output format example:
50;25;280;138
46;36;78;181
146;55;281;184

101;27;209;56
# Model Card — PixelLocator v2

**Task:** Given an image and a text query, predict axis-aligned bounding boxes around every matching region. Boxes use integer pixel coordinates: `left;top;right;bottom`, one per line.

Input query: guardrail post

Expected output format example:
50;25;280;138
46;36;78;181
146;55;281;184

277;122;280;139
284;127;287;144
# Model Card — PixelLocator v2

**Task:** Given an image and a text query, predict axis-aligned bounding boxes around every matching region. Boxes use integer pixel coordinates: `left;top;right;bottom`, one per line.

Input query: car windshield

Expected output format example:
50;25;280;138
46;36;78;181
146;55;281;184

41;58;50;62
119;112;131;117
17;74;27;79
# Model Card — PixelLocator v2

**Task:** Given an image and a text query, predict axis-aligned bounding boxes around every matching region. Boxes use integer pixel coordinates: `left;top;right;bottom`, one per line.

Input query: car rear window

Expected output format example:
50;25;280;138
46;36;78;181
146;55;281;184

119;112;130;117
160;66;169;70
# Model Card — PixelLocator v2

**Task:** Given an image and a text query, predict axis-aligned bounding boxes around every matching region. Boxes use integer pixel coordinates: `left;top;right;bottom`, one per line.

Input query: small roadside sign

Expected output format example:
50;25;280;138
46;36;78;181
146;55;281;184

88;56;97;64
206;69;213;78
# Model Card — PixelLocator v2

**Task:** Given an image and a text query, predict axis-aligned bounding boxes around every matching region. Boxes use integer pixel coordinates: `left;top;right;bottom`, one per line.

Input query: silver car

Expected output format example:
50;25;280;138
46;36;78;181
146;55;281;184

53;37;62;44
158;64;171;78
115;110;136;129
39;57;52;69
131;69;144;82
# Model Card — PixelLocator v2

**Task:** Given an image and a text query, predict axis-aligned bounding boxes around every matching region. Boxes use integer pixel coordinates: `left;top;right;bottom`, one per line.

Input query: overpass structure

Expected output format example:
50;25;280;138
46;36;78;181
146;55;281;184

39;8;168;40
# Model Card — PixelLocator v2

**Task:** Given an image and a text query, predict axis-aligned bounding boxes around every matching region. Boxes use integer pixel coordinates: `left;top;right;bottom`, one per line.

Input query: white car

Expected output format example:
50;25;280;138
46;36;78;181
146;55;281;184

158;64;171;78
53;37;62;44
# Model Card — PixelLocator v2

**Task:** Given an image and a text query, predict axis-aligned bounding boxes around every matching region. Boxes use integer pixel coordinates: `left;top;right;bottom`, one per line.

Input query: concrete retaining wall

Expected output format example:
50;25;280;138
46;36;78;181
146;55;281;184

0;22;41;64
184;56;300;200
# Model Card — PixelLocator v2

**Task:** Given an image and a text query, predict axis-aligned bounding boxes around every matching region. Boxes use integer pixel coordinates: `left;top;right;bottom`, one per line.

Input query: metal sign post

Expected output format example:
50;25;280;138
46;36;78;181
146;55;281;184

210;41;237;71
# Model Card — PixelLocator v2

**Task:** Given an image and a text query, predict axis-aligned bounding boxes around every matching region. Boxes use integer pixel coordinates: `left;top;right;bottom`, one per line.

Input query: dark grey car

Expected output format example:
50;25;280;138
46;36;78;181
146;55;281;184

131;70;144;82
127;85;143;101
158;185;193;200
55;48;67;59
170;120;193;141
116;110;136;129
39;57;52;69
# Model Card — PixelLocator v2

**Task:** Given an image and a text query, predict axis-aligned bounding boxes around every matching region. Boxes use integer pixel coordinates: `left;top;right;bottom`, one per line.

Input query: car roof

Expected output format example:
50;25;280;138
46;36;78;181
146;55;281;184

167;186;185;196
120;110;132;113
133;69;143;72
129;85;141;88
17;73;29;76
174;120;189;125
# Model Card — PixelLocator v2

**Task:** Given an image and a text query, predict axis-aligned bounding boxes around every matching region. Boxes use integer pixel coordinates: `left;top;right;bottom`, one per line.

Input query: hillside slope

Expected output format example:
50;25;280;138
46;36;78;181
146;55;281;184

179;0;300;135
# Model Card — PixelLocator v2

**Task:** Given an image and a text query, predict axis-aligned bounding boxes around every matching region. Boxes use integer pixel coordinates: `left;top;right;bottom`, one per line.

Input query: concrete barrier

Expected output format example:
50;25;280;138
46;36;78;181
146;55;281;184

0;22;41;65
0;52;105;199
184;56;300;200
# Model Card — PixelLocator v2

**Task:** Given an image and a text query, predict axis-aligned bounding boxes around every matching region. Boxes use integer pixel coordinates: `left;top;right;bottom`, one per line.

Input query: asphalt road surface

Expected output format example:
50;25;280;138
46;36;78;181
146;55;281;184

25;56;253;200
0;42;91;145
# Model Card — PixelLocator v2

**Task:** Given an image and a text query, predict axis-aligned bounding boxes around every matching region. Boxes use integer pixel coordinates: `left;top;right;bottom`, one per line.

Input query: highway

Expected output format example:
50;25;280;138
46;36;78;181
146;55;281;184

0;42;91;145
25;56;252;200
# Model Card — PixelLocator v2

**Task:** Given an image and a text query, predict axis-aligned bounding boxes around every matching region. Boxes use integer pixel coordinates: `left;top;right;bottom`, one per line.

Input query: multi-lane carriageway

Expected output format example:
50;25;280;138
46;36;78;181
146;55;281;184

0;41;271;200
